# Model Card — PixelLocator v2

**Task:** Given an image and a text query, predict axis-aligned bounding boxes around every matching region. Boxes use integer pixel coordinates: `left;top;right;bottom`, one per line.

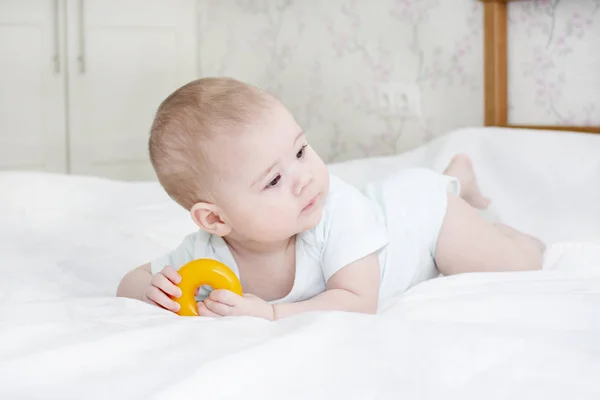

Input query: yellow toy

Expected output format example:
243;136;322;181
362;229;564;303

173;258;243;316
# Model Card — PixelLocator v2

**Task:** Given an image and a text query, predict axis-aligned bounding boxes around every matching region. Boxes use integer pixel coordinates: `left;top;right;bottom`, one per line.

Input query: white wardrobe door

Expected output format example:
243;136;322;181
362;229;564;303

0;0;67;172
66;0;197;180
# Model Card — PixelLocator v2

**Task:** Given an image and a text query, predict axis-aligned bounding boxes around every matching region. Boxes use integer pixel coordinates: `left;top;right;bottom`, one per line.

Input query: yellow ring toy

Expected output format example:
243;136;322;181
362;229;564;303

173;258;243;316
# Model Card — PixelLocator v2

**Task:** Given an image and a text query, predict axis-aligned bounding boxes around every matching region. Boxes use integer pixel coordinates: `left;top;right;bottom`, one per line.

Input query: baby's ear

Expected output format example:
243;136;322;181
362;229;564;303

190;202;231;237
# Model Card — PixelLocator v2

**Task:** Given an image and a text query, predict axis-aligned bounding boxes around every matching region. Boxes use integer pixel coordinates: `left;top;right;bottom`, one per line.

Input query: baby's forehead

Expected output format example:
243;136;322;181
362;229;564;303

201;128;262;177
211;127;270;165
199;101;300;175
206;130;285;184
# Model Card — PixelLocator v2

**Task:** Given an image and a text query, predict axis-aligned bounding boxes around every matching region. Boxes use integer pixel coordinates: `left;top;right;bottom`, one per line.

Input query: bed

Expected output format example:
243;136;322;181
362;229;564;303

2;2;600;400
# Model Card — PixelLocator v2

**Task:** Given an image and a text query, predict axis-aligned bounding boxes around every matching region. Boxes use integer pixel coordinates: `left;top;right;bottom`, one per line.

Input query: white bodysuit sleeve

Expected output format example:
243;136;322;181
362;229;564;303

320;176;389;281
150;232;197;275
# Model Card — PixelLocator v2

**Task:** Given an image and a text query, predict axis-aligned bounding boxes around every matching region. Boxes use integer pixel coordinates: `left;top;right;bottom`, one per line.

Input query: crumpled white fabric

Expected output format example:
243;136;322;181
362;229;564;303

1;127;599;400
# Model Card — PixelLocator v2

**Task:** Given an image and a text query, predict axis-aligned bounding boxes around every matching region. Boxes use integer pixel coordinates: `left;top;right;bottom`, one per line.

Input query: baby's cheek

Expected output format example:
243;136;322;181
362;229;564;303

255;207;293;234
246;208;277;229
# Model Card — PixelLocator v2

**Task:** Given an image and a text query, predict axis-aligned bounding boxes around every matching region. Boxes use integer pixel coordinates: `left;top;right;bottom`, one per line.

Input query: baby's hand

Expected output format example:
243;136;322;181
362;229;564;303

197;290;274;321
143;265;182;313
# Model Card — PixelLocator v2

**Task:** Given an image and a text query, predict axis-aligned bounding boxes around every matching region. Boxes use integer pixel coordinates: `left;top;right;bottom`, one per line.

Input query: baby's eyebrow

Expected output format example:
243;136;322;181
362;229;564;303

250;131;305;188
252;163;277;188
293;131;304;142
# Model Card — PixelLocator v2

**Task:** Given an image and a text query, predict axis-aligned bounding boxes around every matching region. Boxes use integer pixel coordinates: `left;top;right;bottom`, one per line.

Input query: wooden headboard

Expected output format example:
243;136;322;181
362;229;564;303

480;0;600;134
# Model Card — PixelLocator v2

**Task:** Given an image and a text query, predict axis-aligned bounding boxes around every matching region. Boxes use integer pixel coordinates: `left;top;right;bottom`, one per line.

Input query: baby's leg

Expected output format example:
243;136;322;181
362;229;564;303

494;223;546;257
434;194;544;275
443;154;491;210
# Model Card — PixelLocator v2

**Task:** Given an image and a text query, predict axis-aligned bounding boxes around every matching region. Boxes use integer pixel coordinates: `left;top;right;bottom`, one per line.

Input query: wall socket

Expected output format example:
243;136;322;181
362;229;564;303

376;82;421;117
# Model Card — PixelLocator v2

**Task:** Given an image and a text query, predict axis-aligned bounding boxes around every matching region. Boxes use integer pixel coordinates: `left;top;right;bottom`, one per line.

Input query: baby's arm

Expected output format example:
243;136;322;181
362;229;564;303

201;252;380;320
116;263;152;300
117;263;183;312
273;252;380;318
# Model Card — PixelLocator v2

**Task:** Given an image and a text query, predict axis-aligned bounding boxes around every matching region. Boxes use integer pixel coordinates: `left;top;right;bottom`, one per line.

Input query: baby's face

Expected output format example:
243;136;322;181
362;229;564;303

210;102;329;242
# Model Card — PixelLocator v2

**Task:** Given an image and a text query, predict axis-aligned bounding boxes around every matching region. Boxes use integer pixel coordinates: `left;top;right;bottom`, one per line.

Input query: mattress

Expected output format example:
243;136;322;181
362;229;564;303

1;127;599;399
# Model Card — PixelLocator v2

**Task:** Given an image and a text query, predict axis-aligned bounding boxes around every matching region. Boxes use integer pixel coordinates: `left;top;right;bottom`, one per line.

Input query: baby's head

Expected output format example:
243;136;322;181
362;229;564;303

149;77;329;243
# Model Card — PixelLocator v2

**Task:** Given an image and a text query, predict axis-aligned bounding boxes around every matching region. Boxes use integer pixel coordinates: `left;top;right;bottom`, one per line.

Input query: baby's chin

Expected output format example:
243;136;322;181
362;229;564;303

296;207;324;233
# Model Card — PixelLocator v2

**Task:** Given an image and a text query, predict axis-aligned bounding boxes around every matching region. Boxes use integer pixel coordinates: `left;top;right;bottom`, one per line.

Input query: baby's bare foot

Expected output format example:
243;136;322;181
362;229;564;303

444;154;491;210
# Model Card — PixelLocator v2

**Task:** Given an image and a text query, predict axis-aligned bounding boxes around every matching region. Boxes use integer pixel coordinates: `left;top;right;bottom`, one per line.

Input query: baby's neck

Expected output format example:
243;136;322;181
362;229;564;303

224;235;297;301
224;235;295;259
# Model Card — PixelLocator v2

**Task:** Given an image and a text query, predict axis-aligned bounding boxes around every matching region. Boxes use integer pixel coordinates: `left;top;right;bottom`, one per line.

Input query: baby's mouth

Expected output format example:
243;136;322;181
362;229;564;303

301;194;319;213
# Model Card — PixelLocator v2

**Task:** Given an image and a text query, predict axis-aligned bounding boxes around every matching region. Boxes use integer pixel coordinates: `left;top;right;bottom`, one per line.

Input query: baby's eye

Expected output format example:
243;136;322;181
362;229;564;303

266;174;281;188
296;143;308;159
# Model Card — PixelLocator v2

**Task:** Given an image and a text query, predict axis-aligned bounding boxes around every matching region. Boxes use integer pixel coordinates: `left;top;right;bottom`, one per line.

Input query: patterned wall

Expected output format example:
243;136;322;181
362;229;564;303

196;0;599;162
509;0;600;127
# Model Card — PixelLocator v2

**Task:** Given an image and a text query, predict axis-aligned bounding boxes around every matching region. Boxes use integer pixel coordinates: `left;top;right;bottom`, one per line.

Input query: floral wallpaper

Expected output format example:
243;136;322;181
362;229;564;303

196;0;483;162
509;0;600;127
196;0;599;162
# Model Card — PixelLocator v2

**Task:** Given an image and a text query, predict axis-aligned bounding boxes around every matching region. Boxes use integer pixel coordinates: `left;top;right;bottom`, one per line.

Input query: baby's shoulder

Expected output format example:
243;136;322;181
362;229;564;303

324;173;369;205
315;173;380;233
299;174;381;251
174;229;215;257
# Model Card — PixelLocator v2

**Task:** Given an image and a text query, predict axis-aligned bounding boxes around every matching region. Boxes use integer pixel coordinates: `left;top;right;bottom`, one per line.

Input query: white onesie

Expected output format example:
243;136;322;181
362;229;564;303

151;168;459;307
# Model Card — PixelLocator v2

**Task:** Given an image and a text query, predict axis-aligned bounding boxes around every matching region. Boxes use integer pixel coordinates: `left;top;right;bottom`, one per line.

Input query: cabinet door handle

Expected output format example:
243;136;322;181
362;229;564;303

52;0;60;74
77;0;85;74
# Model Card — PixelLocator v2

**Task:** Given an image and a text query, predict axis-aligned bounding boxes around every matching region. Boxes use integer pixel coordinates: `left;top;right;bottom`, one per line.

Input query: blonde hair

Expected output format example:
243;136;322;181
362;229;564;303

149;77;275;209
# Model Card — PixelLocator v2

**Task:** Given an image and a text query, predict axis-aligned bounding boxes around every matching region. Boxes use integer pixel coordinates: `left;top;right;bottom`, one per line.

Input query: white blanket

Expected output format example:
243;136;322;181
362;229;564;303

1;127;599;399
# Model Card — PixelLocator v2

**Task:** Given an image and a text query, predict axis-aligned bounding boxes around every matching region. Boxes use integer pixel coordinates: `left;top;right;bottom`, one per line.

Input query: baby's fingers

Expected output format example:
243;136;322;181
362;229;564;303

145;286;180;313
197;302;220;318
209;289;239;306
151;273;182;298
161;265;182;285
204;298;232;316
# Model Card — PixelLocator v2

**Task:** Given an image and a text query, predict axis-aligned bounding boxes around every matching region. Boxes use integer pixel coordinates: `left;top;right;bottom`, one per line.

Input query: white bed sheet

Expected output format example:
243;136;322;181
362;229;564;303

1;127;599;399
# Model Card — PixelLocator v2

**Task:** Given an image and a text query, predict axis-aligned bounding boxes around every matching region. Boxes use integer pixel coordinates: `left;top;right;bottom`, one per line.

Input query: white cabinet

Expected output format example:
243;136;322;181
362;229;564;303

0;0;197;180
66;0;197;180
0;0;67;172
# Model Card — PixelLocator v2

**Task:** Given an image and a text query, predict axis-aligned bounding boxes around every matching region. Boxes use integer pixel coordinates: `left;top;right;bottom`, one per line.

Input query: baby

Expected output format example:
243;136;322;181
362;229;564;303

116;77;545;320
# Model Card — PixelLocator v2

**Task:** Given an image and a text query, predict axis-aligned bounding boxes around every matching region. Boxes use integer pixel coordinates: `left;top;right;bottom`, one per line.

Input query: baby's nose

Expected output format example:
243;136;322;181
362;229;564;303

294;171;313;196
